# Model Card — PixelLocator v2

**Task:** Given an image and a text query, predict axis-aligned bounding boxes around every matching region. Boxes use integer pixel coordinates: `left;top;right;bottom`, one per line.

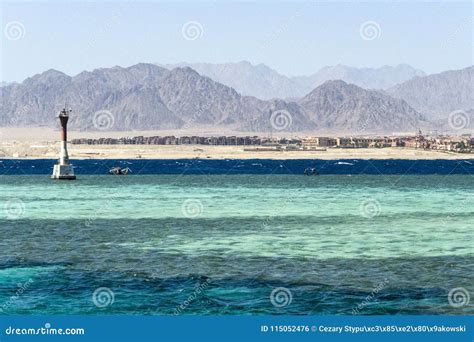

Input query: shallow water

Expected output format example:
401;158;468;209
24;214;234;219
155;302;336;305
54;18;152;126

0;174;473;315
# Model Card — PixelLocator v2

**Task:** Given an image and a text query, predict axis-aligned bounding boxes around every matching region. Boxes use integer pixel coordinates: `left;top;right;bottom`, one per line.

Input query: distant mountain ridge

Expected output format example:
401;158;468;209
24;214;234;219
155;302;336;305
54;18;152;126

160;61;302;100
299;80;426;133
161;61;426;100
387;66;474;120
0;62;448;134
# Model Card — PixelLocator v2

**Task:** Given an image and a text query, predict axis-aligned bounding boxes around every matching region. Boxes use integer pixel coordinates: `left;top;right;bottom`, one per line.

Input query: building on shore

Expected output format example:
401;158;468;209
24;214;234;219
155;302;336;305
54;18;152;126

70;132;473;153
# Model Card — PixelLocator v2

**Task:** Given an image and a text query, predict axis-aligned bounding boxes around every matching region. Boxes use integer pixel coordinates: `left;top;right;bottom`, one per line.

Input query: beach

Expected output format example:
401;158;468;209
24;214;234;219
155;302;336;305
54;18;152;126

0;128;472;160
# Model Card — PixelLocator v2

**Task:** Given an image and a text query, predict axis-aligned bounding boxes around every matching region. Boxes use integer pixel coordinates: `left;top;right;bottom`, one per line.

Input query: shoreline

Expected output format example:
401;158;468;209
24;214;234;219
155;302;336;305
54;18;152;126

0;144;473;160
1;128;473;160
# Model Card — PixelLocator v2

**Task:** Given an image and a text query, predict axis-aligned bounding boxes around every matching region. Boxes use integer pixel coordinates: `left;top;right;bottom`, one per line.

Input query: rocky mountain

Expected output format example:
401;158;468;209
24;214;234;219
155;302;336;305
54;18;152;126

162;61;425;99
0;63;427;133
296;64;426;94
160;61;301;100
1;65;163;129
387;66;474;120
300;80;427;133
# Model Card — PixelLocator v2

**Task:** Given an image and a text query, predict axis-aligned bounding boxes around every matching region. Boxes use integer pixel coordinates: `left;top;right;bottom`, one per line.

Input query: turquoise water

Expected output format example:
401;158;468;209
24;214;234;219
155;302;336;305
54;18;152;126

0;175;473;315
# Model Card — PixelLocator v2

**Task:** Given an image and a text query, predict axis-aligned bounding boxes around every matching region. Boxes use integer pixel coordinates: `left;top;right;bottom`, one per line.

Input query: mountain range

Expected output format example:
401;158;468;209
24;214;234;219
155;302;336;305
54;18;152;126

387;66;474;120
160;62;426;100
0;63;472;134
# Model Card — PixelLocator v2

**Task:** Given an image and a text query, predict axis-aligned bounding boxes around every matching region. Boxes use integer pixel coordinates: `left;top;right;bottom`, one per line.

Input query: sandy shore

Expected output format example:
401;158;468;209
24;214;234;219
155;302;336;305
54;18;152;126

1;127;472;160
1;141;472;160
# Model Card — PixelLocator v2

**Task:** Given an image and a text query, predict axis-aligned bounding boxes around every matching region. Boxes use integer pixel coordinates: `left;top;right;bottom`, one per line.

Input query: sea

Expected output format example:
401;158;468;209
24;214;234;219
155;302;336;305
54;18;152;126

0;158;473;315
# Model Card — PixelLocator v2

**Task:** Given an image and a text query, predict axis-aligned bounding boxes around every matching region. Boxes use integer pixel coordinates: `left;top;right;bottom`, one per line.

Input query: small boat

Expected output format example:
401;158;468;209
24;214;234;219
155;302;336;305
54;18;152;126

108;167;132;175
304;167;318;176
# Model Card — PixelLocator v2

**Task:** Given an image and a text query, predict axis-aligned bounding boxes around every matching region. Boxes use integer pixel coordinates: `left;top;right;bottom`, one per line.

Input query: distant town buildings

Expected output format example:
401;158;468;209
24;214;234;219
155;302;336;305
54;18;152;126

71;132;473;153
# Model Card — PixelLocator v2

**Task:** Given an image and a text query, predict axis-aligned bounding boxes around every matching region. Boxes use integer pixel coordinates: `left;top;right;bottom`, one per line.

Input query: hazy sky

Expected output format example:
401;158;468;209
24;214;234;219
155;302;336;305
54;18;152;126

1;0;473;82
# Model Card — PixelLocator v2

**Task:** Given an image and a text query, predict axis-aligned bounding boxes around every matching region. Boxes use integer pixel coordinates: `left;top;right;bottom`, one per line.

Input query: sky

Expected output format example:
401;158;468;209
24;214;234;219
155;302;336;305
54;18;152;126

1;0;473;82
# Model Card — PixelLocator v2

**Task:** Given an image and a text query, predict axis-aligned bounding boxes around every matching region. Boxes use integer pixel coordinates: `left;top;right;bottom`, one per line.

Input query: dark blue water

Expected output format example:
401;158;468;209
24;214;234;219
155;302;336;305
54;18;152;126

1;256;470;315
1;158;473;175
